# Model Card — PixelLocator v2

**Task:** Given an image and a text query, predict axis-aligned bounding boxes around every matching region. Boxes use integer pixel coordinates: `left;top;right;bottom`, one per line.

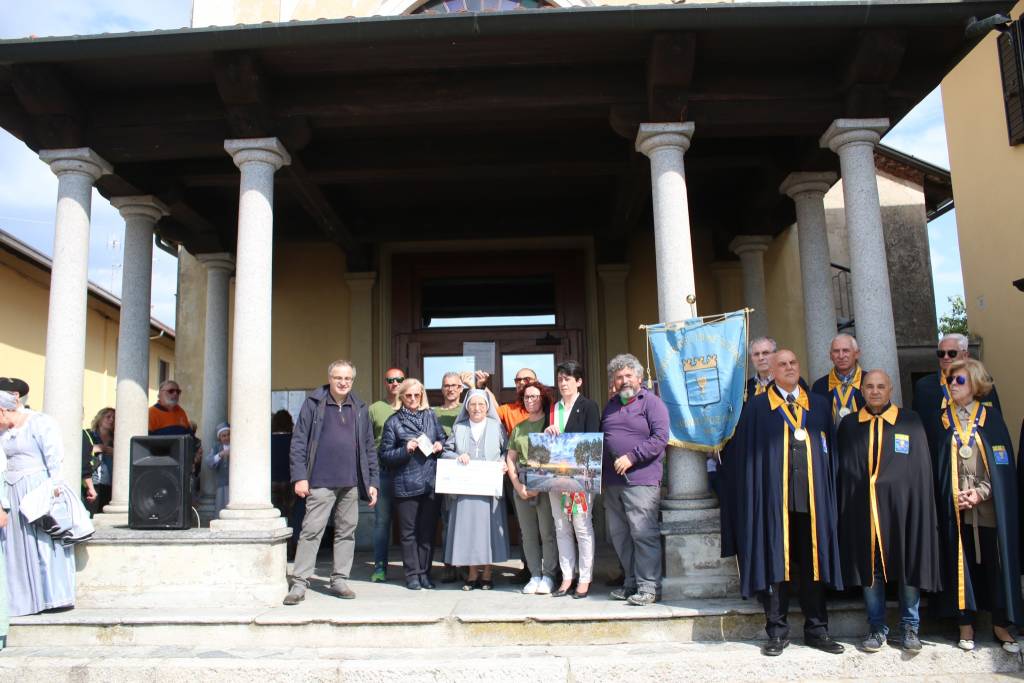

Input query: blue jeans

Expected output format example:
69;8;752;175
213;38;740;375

863;558;921;632
373;468;394;567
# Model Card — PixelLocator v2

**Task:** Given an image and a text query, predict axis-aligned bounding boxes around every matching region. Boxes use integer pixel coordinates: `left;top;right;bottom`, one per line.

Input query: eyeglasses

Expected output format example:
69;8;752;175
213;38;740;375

441;384;461;390
936;349;960;359
523;394;541;401
514;376;534;384
385;377;406;384
946;374;968;386
404;393;422;399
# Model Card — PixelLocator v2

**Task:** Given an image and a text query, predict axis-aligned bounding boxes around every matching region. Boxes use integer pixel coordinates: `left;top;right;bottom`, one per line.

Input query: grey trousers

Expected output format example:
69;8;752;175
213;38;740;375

291;486;360;588
604;484;661;594
548;491;595;583
511;491;558;580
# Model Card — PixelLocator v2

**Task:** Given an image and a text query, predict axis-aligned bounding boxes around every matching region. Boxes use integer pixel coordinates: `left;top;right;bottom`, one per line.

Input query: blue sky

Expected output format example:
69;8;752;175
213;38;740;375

0;0;965;330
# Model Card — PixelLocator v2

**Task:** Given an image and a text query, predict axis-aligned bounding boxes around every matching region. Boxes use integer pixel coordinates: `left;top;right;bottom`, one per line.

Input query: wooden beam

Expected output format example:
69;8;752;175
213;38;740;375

10;64;82;148
647;32;696;123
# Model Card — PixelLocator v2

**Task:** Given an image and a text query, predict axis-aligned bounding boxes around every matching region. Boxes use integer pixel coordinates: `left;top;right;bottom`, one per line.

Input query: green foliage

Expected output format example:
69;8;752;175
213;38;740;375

938;295;969;336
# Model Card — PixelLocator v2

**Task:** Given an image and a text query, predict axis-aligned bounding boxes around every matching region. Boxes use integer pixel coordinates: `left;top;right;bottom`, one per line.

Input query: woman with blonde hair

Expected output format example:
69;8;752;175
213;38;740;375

379;378;446;590
932;358;1021;653
81;407;115;516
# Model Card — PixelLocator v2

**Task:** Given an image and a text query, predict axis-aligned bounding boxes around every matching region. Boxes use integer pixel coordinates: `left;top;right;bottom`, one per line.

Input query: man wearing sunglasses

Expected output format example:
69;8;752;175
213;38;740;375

148;380;194;436
368;367;406;583
912;334;1001;458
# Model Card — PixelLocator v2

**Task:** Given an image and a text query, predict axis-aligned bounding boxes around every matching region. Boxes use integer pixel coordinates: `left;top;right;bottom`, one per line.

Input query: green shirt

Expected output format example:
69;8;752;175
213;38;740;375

433;405;462;437
368;400;398;450
508;417;546;466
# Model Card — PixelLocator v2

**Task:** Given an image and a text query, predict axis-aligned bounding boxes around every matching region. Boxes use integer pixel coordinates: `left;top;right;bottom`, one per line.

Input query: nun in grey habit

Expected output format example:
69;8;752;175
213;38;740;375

442;389;509;589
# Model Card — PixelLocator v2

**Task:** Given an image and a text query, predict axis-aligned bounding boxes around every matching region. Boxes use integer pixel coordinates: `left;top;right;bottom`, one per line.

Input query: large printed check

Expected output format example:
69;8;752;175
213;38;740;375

434;459;504;497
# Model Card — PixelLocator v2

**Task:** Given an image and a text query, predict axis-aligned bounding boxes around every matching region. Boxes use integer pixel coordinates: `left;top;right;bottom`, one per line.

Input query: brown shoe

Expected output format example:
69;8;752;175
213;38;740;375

330;582;356;599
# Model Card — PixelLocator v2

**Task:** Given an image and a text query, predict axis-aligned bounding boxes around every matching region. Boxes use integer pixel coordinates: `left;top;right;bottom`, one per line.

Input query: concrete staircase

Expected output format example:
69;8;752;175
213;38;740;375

2;559;1021;681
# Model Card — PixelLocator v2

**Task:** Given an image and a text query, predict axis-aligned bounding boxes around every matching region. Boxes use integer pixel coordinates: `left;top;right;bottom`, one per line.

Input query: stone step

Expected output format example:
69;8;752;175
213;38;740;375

0;640;1020;682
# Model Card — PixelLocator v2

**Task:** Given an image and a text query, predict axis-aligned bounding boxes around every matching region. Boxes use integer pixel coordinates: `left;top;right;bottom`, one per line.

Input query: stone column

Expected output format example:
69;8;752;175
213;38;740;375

344;272;376;384
596;264;629;358
636;123;736;598
94;196;167;525
197;253;234;525
728;235;772;340
38;148;112;493
820;119;902;404
780;172;839;382
211;138;290;530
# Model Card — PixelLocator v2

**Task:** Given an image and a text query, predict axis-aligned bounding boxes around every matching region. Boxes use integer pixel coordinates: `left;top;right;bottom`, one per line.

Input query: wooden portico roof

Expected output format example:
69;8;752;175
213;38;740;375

0;1;1011;268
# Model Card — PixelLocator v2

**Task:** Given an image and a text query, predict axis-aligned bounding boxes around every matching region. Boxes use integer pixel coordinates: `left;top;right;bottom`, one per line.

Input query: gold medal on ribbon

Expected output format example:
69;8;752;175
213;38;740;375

949;402;982;462
838;407;851;418
959;444;973;459
793;428;807;441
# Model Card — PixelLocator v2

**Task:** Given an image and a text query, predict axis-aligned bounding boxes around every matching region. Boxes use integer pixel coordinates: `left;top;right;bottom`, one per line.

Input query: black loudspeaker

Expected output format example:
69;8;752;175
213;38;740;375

129;435;194;530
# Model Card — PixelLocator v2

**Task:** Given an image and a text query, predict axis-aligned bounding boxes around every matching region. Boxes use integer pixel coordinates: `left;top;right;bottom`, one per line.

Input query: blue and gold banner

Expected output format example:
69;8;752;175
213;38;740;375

644;310;748;452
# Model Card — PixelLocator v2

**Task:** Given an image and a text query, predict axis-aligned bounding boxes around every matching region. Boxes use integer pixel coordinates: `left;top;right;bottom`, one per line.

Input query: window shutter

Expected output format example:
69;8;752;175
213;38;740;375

997;20;1024;146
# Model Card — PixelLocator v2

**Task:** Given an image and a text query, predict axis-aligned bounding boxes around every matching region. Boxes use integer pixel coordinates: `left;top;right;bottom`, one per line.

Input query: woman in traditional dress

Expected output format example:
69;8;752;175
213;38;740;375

0;389;76;615
442;389;509;590
205;422;232;517
932;359;1021;653
543;360;602;599
0;422;9;649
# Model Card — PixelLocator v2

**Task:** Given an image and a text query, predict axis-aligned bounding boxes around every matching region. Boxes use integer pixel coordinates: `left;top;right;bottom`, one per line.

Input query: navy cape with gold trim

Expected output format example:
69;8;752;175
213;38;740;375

837;406;941;591
811;368;865;424
931;405;1021;622
721;388;842;598
912;372;1001;464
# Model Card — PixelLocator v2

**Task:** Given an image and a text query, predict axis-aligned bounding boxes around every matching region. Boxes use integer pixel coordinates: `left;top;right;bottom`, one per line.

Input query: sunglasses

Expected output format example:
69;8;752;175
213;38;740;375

945;375;967;386
385;377;406;384
936;349;960;359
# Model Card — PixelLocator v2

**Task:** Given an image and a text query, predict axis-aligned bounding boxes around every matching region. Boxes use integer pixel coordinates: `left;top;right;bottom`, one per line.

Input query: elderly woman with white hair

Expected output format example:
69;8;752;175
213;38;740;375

379;378;446;590
0;389;76;616
442;389;510;590
204;422;232;517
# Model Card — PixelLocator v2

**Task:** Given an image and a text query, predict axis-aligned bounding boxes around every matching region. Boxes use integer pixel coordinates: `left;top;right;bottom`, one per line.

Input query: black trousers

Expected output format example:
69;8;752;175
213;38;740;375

394;491;441;581
959;524;1010;628
758;512;829;639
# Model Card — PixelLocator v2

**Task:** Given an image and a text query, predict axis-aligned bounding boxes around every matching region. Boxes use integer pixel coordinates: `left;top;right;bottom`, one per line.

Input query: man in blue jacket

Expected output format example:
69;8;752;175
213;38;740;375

284;359;379;605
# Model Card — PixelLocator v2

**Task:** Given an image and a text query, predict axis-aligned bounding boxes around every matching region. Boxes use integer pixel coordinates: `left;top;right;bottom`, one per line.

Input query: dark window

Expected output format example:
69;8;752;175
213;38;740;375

998;20;1024;146
158;359;170;385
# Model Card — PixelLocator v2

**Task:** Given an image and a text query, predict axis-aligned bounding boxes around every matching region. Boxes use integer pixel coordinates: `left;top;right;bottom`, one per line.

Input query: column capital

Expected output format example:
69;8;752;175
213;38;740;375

109;195;169;222
39;147;112;181
197;252;236;273
635;122;695;158
224;137;292;170
779;172;838;200
343;271;377;291
819;118;890;153
729;235;772;256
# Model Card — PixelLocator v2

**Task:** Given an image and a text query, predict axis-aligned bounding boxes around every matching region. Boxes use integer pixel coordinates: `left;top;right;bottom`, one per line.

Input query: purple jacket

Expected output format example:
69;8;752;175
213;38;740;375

601;388;670;487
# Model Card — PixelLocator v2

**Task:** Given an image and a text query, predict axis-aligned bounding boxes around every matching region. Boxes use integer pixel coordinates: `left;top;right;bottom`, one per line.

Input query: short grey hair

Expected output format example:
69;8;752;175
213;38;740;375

0;390;17;410
831;333;859;351
940;333;969;351
442;371;462;385
607;353;644;383
327;359;356;377
158;379;179;392
748;337;777;354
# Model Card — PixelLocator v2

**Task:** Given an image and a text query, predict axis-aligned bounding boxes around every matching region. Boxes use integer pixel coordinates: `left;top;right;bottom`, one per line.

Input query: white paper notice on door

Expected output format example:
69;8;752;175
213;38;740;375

462;342;496;375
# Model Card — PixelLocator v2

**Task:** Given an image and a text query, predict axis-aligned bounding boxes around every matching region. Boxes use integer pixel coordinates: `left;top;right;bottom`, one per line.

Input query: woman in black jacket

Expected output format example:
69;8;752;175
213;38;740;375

543;360;602;598
379;378;446;590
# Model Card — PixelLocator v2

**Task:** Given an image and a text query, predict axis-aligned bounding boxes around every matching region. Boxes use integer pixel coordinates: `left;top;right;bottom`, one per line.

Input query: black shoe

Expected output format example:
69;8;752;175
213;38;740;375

406;580;422;590
419;576;436;590
805;634;845;654
763;637;789;656
572;589;590;600
551;587;571;598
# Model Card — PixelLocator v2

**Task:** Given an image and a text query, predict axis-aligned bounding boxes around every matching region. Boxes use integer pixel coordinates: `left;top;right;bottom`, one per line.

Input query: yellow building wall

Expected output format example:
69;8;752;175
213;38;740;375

271;241;352;391
942;0;1024;450
762;225;808;368
0;247;176;428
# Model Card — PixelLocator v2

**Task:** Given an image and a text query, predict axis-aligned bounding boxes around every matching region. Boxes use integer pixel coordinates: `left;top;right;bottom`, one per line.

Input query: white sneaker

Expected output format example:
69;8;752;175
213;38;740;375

535;576;555;595
522;576;542;594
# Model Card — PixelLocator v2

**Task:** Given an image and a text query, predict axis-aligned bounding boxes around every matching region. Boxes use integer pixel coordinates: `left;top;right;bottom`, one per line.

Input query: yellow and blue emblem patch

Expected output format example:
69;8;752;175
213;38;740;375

894;433;910;454
993;445;1010;465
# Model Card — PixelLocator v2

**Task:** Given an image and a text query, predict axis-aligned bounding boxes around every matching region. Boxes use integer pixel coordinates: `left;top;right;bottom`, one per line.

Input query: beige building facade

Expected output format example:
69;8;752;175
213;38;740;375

943;0;1024;450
